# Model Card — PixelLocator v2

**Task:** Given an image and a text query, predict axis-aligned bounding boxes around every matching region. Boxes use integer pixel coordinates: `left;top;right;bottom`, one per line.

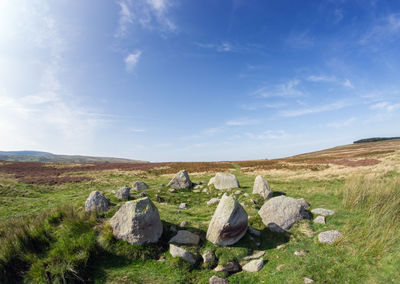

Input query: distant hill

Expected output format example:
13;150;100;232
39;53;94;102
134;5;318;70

354;137;400;144
0;151;148;163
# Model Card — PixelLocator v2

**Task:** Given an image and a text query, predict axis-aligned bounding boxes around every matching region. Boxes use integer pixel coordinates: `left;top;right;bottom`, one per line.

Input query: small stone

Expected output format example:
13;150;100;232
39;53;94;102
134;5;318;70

294;250;309;256
169;188;176;193
170;226;177;232
169;244;196;264
243;251;265;260
169;230;200;245
276;264;285;271
200;180;207;185
253;175;273;199
193;190;201;193
138;192;147;197
214;265;225;272
158;256;166;262
214;261;240;273
202;251;216;263
194;185;202;189
240;202;245;207
178;203;188;209
234;190;242;195
243;193;250;197
276;244;286;250
242;258;263;272
311;208;335;216
250;199;256;204
132;181;149;191
156;194;162;202
318;230;342;244
314;216;326;224
202;188;208;193
179;221;189;227
304;277;314;283
206;198;220;205
248;226;261;236
209;275;228;284
177;210;181;214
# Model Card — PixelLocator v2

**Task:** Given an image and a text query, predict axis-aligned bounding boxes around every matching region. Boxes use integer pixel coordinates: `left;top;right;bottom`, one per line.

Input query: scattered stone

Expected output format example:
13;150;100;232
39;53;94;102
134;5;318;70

214;261;241;273
178;203;188;209
248;226;261;236
242;258;264;272
158;256;166;262
314;216;326;224
169;188;176;193
311;208;335;216
109;197;162;245
85;191;109;212
202;188;208;193
208;177;216;186
138;192;147;197
258;195;310;232
206;194;248;246
194;185;202;190
207;198;220;205
114;186;131;200
156;194;162;202
243;251;265;260
243;193;250;197
276;264;285;271
132;181;149;191
234;190;242;195
169;230;200;245
200;180;207;185
250;199;256;204
318;230;342;244
294;249;309;256
167;170;193;189
169;244;196;264
193;190;201;193
276;244;286;250
297;198;310;210
253;175;273;199
210;173;240;190
304;277;314;283
202;251;216;263
179;221;189;227
209;275;228;284
109;189;116;194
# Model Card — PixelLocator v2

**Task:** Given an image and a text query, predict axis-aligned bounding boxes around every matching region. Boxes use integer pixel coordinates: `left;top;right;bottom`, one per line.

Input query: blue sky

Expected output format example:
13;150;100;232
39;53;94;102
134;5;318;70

1;0;400;162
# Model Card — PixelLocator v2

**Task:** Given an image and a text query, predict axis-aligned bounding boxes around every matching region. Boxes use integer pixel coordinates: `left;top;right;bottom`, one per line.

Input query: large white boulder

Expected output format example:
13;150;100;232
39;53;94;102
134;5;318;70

206;194;248;246
85;191;109;212
252;175;272;199
167;170;193;189
210;173;240;190
109;197;163;245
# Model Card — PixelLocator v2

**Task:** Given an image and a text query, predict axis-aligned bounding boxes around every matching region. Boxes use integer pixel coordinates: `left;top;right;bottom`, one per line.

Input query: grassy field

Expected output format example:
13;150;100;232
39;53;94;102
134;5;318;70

0;140;399;283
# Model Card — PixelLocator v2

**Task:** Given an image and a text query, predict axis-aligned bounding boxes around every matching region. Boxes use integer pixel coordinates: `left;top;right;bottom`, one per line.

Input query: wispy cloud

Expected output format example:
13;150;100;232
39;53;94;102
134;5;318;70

360;13;400;44
246;130;287;140
280;100;350;117
225;118;259;126
306;75;354;89
285;31;314;49
125;50;142;71
326;117;356;128
239;102;287;111
196;41;240;52
254;79;304;98
370;101;400;112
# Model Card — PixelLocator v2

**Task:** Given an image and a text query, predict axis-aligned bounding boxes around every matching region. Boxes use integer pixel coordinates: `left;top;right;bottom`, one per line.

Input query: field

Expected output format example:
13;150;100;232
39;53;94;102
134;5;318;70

1;140;400;283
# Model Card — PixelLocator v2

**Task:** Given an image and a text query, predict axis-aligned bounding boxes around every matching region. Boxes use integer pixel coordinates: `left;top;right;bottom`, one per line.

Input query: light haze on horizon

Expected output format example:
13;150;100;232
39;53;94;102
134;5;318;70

1;0;400;162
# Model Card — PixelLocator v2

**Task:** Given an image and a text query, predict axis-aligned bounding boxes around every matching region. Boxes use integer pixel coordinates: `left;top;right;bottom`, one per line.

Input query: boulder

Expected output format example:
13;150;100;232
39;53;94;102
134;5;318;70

206;194;248;246
318;230;342;244
202;251;216;263
252;176;272;199
258;195;310;232
132;181;149;191
85;191;109;212
311;208;335;216
297;198;310;210
167;170;193;189
115;186;130;200
109;197;162;245
208;177;216;186
243;250;265;261
207;198;220;205
209;275;228;284
169;244;196;264
313;216;326;224
211;173;240;190
242;258;264;272
169;230;200;245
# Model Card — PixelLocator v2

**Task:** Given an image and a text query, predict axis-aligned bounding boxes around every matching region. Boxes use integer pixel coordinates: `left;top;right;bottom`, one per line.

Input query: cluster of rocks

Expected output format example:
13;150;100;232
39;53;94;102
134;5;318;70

84;169;342;282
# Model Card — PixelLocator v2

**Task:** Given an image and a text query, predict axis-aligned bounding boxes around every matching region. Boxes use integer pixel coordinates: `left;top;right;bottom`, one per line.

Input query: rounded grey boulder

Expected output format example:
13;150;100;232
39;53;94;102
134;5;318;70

252;175;273;199
85;191;109;212
167;170;193;189
133;181;149;191
109;197;163;245
258;195;310;232
206;194;248;246
210;173;240;190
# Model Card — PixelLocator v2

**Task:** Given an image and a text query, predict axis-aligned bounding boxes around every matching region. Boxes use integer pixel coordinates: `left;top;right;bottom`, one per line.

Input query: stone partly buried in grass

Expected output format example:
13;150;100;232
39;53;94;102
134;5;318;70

206;194;248;246
169;244;196;264
109;197;163;245
253;175;273;199
209;172;240;190
115;185;130;200
167;170;193;189
258;195;310;232
85;191;109;212
132;181;149;191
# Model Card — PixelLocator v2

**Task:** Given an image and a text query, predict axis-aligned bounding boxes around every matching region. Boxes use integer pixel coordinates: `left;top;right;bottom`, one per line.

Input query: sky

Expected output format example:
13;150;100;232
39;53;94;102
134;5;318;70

0;0;400;162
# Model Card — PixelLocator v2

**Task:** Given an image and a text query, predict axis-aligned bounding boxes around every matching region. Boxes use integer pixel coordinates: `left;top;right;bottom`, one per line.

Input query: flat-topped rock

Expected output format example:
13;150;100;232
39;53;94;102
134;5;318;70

169;230;200;245
243;250;265;260
168;170;193;189
132;181;149;191
242;258;264;272
318;230;342;244
311;208;335;216
85;191;109;212
210;173;240;190
314;216;326;224
202;250;216;263
253;175;273;199
169;244;196;264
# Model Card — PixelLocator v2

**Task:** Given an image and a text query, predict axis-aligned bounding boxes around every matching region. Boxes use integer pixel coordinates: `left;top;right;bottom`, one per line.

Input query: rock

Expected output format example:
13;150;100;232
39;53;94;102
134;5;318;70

207;198;220;205
311;208;335;216
250;199;256;204
242;258;263;272
243;193;250;197
297;198;310;210
109;197;162;245
214;261;240;273
132;181;149;191
248;226;261;236
243;250;265;260
276;264;285;271
169;188;177;193
240;202;245;207
208;177;216;186
258;195;310;232
115;186;131;200
158;256;166;262
169;244;196;264
206;194;248;246
194;185;202;189
178;203;188;209
167;170;192;189
170;226;177;232
202;250;216;263
211;173;240;190
294;249;309;256
304;277;314;283
138;192;147;197
202;188;208;193
252;176;273;199
179;221;189;227
276;244;286;250
177;210;181;214
209;275;228;284
318;230;342;244
200;180;207;185
234;190;242;195
169;230;200;245
193;190;201;193
156;194;162;202
314;216;326;224
85;191;109;212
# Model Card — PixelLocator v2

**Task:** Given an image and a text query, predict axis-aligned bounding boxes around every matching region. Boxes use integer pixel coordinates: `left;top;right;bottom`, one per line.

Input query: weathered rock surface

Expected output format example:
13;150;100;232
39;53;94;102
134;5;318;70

210;173;240;190
297;198;310;210
248;226;261;236
179;221;188;227
304;277;314;283
109;197;162;245
209;275;228;284
85;191;109;212
169;230;200;245
202;250;216;263
253;176;273;199
243;250;265;260
169;244;196;264
214;261;241;273
318;230;342;244
242;258;264;272
178;203;188;209
258;195;310;232
206;194;248;246
132;181;149;191
207;198;220;205
313;216;326;224
294;249;309;256
115;186;130;200
311;208;335;216
167;170;193;189
208;177;216;186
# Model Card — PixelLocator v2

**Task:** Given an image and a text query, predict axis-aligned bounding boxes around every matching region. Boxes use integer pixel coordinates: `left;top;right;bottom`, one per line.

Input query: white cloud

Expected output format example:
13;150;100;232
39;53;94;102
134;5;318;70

125;50;142;71
280;100;349;117
370;101;400;112
326;117;356;128
196;41;237;52
254;79;304;98
360;13;400;44
246;130;287;140
342;79;354;89
307;75;336;82
225;118;259;126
